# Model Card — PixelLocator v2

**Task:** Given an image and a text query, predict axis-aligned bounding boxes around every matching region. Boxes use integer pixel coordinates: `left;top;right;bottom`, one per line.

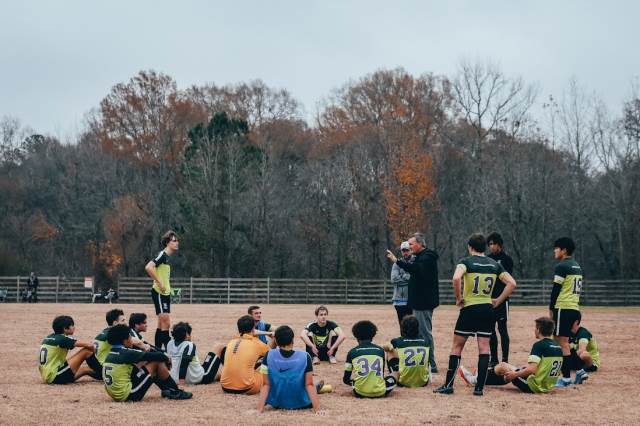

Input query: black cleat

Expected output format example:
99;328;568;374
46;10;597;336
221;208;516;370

433;385;454;394
473;389;484;396
161;389;193;400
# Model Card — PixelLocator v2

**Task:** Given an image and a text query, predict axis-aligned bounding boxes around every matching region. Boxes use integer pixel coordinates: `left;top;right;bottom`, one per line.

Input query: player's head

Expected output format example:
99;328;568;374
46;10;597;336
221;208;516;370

237;315;255;335
570;311;583;334
315;305;329;323
534;317;555;338
52;315;74;335
274;325;294;347
129;313;147;332
106;308;126;326
553;237;575;259
107;324;133;347
161;230;179;251
248;305;261;322
172;322;192;344
352;320;377;342
468;233;486;254
487;232;503;254
400;315;419;339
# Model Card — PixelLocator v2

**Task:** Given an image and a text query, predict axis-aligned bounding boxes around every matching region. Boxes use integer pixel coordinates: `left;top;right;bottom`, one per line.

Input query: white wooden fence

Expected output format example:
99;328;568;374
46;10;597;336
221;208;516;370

1;276;639;306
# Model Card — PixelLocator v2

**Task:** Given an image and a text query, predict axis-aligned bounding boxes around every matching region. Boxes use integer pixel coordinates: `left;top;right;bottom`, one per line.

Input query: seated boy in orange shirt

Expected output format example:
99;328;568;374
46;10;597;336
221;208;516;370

220;315;275;395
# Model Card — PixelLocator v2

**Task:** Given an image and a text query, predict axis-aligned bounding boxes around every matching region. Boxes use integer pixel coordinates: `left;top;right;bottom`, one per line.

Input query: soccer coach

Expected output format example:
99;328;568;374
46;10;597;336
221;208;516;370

387;232;440;373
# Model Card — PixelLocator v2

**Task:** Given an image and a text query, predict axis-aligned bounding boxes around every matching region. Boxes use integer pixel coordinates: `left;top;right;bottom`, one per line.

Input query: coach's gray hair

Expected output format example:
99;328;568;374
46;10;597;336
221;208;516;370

413;233;427;248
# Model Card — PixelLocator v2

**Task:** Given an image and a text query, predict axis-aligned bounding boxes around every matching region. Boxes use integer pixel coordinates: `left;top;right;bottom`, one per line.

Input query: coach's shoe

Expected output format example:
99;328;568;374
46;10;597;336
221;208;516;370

458;365;477;387
574;369;589;385
329;356;337;364
554;378;574;389
433;385;454;395
312;356;320;365
161;389;193;400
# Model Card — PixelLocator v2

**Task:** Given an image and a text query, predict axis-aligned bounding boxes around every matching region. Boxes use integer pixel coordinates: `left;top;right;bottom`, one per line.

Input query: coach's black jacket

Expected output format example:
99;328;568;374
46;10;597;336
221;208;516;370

396;248;439;310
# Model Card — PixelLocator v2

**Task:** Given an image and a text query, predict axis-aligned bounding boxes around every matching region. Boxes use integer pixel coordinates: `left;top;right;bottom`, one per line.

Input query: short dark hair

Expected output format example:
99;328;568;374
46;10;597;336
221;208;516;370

161;230;178;248
52;315;74;334
129;313;147;329
315;305;328;316
535;317;555;337
172;322;192;344
468;233;486;253
352;320;377;341
248;305;260;315
274;325;294;346
107;324;132;345
400;315;419;339
487;232;503;247
553;237;575;255
237;315;255;334
106;309;125;326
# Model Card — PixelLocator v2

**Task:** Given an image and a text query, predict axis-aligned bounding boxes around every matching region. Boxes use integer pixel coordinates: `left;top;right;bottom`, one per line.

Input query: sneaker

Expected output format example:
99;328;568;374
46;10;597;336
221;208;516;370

458;365;477;387
329;356;337;364
312;356;320;365
161;389;193;400
554;378;573;389
473;389;483;396
433;385;454;395
315;380;325;393
430;366;439;374
574;369;589;385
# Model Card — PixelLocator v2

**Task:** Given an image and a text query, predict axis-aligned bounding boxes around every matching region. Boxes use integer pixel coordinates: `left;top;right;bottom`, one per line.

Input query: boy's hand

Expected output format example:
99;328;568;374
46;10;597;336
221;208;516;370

504;370;518;382
312;346;319;356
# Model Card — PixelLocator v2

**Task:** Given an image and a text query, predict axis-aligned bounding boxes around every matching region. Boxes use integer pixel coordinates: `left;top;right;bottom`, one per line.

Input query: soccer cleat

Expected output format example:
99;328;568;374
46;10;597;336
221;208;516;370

574;369;589;385
554;378;574;388
430;366;439;374
433;385;454;394
312;356;320;365
458;365;477;387
473;389;484;396
318;384;333;394
161;389;193;400
329;356;337;364
315;380;325;393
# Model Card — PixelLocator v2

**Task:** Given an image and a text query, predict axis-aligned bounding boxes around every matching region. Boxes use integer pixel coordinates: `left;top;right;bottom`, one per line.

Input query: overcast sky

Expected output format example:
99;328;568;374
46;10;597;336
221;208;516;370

1;1;639;139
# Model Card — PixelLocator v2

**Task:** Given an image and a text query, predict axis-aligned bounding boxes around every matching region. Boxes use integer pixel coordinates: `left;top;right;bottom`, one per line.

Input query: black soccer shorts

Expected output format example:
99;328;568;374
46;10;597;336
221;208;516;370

126;366;154;402
455;304;494;338
151;288;171;315
51;362;75;384
552;308;581;337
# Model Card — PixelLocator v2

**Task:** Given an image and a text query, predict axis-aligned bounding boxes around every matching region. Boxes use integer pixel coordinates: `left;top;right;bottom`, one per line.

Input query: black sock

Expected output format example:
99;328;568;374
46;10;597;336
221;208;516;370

489;332;498;363
475;354;490;392
155;329;170;351
562;355;571;378
444;355;461;388
156;375;179;391
86;354;101;372
388;358;399;373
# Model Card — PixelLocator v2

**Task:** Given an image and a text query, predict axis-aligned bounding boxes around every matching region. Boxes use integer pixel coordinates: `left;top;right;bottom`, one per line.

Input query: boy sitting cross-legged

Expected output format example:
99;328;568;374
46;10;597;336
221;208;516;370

257;325;330;413
167;322;223;385
102;324;192;402
39;315;97;384
343;320;396;398
384;315;431;388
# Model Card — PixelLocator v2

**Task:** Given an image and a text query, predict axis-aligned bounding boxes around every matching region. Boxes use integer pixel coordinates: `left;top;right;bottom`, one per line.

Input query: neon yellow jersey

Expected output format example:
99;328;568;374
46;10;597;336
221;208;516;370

103;346;149;401
39;334;76;383
457;255;507;307
151;250;171;296
526;338;563;393
94;328;112;364
390;337;430;387
553;258;582;310
344;341;386;397
570;327;600;368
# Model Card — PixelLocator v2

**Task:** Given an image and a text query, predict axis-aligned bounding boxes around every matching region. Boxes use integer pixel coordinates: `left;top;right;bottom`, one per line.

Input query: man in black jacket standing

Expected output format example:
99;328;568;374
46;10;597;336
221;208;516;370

387;232;440;373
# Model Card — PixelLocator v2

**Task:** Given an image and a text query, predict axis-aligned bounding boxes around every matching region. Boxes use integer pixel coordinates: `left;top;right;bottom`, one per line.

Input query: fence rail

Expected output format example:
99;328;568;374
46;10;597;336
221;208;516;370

1;276;639;306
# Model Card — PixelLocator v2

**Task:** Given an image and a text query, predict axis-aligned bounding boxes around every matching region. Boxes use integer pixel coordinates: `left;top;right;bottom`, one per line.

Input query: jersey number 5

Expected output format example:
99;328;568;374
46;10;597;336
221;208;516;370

103;366;114;385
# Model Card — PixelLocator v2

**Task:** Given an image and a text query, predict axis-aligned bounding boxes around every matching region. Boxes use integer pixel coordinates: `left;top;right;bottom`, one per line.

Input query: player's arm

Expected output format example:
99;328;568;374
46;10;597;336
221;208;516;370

140;350;170;363
452;264;465;307
343;352;354;385
493;272;516;307
504;362;537;382
549;265;566;316
131;335;150;352
577;339;589;356
74;339;95;351
305;371;320;412
178;344;195;385
328;327;346;355
145;258;165;293
300;327;317;354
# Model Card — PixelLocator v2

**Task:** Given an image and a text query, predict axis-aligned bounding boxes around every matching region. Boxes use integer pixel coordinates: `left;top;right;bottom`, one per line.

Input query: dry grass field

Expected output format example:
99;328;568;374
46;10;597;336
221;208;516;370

1;303;638;425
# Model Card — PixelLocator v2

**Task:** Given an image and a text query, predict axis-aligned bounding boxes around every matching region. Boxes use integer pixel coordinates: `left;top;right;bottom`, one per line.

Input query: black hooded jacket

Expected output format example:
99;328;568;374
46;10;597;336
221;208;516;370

395;248;439;310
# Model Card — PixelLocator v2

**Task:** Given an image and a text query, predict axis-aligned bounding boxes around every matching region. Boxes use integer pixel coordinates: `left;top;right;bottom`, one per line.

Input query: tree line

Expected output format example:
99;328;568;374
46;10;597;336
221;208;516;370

1;61;638;287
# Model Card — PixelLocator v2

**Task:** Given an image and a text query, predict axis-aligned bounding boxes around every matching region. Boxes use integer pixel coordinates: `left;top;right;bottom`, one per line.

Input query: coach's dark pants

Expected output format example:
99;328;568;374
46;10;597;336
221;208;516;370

414;309;437;370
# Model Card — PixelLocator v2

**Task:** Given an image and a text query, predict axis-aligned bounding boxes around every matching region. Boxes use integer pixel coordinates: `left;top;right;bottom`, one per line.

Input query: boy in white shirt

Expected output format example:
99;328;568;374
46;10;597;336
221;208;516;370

167;322;222;385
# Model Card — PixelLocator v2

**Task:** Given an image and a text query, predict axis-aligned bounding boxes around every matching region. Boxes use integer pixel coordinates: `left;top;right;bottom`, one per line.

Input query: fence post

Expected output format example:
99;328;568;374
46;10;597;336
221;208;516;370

227;277;231;304
267;277;270;304
305;280;309;304
382;279;386;303
345;279;348;304
16;276;20;302
55;276;60;303
190;277;193;304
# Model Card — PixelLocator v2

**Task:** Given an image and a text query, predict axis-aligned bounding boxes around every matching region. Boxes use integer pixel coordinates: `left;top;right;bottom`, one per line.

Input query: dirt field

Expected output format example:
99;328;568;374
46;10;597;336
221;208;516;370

1;303;638;425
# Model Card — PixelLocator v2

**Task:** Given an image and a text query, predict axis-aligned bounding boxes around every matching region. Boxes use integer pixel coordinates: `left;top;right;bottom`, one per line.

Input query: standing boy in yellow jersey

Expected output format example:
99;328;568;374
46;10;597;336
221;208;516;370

548;237;583;388
145;230;179;351
434;234;516;396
